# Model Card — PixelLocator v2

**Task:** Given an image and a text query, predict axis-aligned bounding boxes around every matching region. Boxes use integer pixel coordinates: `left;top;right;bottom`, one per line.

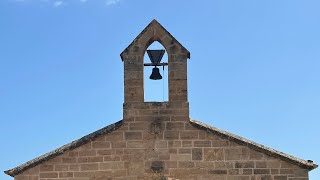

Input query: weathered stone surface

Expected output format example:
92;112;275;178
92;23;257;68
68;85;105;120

192;148;202;161
7;119;317;180
204;148;224;161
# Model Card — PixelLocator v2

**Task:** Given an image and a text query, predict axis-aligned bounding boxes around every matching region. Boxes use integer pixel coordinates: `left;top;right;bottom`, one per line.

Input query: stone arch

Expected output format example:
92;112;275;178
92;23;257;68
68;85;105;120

120;19;190;60
141;37;172;68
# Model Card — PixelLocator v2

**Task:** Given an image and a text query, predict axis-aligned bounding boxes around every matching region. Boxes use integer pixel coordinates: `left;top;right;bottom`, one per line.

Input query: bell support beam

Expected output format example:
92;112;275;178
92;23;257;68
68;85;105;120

143;63;168;66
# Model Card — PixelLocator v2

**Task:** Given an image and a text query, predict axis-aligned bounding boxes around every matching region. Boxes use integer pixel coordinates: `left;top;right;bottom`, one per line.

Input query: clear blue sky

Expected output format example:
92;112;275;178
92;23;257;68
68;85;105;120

1;0;319;179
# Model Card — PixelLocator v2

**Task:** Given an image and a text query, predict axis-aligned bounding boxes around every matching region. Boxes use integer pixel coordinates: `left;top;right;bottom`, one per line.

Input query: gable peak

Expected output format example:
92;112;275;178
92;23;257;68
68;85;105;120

120;19;190;60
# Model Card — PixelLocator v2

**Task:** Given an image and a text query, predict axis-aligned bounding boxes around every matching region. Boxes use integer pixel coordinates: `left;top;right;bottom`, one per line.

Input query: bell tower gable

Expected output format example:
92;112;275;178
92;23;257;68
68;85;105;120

121;20;190;121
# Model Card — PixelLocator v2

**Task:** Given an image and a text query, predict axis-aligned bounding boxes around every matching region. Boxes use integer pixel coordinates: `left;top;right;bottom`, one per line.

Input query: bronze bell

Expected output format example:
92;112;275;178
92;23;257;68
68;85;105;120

145;49;166;80
150;67;162;80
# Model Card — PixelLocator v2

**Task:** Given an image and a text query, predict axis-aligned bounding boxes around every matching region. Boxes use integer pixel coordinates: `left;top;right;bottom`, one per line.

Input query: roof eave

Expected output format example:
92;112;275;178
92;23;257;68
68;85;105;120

4;120;123;177
189;119;318;171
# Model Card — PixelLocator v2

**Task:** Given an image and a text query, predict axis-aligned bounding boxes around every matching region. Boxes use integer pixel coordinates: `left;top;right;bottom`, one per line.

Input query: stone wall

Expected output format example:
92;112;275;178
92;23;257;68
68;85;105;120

14;112;309;180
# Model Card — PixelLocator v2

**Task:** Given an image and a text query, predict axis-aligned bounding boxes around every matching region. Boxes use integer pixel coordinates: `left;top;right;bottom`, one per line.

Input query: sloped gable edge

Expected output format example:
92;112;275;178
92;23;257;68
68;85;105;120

120;19;190;60
190;119;318;171
4;120;123;177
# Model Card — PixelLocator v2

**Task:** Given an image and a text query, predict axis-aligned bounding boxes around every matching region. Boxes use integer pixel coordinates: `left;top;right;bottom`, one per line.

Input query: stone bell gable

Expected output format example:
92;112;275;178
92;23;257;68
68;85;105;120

5;20;317;180
120;19;189;104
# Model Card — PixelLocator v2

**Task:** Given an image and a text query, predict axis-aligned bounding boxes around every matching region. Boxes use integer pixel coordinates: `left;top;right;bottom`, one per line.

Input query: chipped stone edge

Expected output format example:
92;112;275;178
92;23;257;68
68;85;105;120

190;119;318;171
4;120;123;177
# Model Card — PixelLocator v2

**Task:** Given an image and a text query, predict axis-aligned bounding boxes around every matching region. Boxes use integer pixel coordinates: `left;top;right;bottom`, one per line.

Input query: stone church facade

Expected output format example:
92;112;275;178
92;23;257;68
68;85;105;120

5;20;317;180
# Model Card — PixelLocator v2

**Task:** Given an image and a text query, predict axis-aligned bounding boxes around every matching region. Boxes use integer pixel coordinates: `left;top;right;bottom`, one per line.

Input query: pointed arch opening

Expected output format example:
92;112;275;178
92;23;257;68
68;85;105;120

144;41;168;102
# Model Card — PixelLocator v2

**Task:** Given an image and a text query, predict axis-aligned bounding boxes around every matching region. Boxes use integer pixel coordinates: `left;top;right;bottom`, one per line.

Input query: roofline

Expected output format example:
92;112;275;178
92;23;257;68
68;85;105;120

5;118;317;177
190;119;318;171
4;120;123;177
